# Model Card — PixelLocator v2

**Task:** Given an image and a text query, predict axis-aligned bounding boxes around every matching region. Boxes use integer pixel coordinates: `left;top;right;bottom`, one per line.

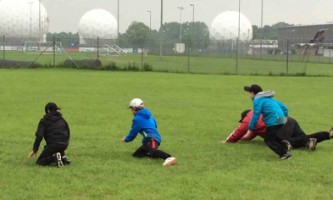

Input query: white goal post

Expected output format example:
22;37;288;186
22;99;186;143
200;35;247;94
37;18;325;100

24;41;63;54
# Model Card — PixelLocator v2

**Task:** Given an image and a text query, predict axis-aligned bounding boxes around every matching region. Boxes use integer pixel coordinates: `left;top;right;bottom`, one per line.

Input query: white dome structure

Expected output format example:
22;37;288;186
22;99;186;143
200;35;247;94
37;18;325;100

78;9;118;40
210;11;253;41
0;0;49;39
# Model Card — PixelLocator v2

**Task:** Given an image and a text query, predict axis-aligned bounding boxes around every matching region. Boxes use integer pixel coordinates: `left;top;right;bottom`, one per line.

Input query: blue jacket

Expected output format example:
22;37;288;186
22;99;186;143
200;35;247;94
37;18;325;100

124;108;162;144
249;91;288;130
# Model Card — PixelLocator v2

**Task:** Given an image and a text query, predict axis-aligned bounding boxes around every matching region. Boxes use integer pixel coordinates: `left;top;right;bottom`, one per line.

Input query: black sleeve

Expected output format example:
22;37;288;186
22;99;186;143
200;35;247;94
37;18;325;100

32;119;45;152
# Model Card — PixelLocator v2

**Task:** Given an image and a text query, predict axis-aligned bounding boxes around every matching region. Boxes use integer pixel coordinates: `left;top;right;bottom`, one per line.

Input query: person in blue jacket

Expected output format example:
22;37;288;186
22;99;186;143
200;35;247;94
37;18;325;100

244;84;294;160
121;98;176;166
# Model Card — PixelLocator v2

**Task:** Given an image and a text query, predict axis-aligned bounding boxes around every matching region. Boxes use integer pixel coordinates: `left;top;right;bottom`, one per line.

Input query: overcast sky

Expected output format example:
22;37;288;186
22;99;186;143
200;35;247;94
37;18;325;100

42;0;333;33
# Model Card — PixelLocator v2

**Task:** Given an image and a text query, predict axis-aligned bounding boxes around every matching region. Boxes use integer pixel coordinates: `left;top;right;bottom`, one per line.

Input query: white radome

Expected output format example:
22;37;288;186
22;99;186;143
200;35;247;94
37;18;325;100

210;11;253;41
0;0;49;38
78;9;118;39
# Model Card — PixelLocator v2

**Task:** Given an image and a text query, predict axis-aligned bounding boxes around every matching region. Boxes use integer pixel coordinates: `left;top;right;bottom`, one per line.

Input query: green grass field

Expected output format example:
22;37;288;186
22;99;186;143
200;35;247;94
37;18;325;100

2;51;333;76
0;69;332;199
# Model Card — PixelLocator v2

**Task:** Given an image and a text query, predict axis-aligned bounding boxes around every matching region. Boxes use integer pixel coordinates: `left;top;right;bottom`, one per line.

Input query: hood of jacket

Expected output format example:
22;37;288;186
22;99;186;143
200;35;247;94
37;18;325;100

135;108;152;119
255;90;275;98
44;111;63;122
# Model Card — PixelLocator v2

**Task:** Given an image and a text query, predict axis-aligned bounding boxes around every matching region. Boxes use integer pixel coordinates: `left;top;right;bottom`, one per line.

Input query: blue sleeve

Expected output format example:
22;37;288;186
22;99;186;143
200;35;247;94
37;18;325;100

249;99;262;130
277;100;288;117
125;117;142;142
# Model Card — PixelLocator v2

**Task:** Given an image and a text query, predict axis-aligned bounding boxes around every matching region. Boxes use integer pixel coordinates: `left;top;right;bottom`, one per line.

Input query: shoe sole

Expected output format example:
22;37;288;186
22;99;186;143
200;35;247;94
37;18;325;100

56;152;64;168
62;160;71;165
163;159;176;166
307;138;317;151
280;155;292;160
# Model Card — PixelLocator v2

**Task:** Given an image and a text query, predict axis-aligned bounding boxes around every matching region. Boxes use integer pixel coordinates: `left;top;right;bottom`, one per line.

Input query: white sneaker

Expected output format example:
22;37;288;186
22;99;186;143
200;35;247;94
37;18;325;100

55;152;64;168
163;157;176;166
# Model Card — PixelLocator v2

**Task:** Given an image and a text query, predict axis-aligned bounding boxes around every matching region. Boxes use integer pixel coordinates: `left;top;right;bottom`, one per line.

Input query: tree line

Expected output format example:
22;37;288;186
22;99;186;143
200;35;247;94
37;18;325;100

47;21;291;54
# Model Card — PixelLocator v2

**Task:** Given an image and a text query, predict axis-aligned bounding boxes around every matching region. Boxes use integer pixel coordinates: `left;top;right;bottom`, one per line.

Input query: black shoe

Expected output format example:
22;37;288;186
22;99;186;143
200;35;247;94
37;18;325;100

280;152;292;160
306;138;317;151
281;140;292;152
62;156;71;165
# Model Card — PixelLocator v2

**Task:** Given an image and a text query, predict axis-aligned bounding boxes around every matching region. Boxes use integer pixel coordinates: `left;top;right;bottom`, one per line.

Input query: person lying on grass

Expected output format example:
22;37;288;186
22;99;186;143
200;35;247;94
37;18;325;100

225;109;333;151
121;98;176;167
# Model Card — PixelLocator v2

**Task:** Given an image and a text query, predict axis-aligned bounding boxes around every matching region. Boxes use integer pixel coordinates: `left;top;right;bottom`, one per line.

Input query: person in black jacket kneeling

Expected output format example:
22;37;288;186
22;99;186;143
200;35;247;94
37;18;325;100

28;102;70;167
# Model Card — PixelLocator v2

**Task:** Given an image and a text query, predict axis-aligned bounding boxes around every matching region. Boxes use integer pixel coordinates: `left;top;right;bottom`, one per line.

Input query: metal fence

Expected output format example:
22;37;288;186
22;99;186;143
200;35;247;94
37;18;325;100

1;35;333;76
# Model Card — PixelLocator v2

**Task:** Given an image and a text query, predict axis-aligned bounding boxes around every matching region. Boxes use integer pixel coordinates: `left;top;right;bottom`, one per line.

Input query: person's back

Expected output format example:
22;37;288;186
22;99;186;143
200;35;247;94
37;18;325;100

249;91;288;130
128;108;161;144
37;111;69;148
244;84;290;159
29;102;71;167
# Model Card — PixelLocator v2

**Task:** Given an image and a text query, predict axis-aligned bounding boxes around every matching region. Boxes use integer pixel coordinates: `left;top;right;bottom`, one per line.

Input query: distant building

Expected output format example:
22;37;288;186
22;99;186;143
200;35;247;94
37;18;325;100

278;23;333;56
248;39;278;55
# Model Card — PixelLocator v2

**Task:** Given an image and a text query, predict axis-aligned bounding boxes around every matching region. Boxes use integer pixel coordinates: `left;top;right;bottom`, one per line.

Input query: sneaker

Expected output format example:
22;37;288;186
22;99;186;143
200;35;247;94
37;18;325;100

329;127;333;138
55;152;64;168
163;157;176;166
280;152;292;160
62;156;71;165
306;138;317;151
281;140;292;152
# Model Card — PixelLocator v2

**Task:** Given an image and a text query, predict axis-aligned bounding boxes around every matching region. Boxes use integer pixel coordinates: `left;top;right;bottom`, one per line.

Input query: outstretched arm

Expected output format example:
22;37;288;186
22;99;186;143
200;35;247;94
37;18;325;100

226;122;249;143
32;120;44;153
123;118;141;142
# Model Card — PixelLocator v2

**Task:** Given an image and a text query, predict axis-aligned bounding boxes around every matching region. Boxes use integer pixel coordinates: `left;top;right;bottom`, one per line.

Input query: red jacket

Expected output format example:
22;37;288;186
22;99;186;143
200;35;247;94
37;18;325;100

226;111;266;143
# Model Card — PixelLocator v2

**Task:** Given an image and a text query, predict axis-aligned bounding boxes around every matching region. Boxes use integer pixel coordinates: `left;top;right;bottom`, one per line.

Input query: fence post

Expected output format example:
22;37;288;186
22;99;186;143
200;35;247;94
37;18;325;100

328;49;331;64
187;35;190;73
141;45;144;71
53;35;56;67
2;35;5;61
286;39;289;75
236;38;239;75
160;0;163;61
97;36;100;60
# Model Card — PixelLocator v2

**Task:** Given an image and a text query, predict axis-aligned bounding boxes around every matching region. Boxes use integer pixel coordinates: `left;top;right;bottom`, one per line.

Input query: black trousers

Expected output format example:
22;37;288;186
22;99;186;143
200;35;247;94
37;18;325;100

132;138;171;160
284;117;330;148
36;144;68;166
264;124;287;157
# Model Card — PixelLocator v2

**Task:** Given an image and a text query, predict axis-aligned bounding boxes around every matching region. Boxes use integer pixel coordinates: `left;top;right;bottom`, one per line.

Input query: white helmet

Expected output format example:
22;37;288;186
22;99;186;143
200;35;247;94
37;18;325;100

129;98;144;109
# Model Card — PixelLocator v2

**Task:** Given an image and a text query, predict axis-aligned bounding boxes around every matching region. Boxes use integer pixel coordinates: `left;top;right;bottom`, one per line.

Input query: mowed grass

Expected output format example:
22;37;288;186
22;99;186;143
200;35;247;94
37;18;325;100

3;51;333;76
0;69;332;200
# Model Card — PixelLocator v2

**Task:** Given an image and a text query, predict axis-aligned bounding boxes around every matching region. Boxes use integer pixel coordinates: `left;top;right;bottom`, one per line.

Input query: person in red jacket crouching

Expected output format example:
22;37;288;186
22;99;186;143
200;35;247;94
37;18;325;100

226;110;266;142
225;110;333;151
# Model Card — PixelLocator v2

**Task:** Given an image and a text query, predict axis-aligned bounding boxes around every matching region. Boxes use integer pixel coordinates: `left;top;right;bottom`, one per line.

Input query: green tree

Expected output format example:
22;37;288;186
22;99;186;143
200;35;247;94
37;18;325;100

160;21;210;55
252;22;292;40
185;22;210;54
271;22;292;39
252;25;260;39
162;22;182;41
125;21;150;49
46;32;79;48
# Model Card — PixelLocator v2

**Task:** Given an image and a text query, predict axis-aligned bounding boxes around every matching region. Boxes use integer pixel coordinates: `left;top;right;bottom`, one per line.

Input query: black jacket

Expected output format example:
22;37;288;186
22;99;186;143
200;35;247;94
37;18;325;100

33;111;70;152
